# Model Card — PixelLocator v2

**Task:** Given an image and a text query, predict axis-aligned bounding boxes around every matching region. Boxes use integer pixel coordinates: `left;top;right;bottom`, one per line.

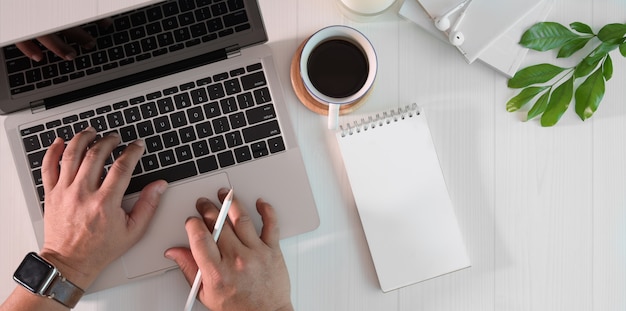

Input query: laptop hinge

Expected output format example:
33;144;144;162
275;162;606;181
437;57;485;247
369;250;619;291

226;44;241;59
30;100;46;114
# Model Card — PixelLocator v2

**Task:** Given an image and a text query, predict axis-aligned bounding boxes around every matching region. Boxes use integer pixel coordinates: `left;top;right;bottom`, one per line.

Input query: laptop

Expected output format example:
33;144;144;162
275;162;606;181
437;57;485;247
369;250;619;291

1;0;319;292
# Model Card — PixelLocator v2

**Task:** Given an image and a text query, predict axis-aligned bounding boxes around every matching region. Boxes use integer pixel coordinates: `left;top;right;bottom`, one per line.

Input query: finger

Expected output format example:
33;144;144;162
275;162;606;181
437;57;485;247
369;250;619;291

14;40;44;62
36;34;77;61
61;27;96;50
57;127;97;186
41;137;65;193
74;133;123;190
99;138;144;199
164;247;198;285
185;216;222;270
197;197;241;252
257;198;281;249
126;180;168;241
217;188;260;247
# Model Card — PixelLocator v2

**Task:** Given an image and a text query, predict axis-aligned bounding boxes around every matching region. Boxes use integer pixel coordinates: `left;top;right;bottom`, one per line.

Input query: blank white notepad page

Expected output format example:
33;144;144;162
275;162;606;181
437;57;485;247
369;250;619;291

335;107;470;292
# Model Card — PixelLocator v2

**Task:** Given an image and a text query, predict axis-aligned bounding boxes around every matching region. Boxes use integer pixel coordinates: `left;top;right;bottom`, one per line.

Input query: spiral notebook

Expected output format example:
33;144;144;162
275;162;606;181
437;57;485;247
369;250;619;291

335;104;470;292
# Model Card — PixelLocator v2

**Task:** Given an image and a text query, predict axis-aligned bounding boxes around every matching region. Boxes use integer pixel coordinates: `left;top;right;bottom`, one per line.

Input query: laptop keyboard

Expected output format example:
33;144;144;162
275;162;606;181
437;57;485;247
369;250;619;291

4;0;251;96
19;62;285;209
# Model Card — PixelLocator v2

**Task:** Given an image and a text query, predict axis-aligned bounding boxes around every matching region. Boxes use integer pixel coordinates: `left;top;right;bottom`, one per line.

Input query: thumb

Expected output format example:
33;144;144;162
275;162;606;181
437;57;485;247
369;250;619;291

127;180;168;238
164;247;199;285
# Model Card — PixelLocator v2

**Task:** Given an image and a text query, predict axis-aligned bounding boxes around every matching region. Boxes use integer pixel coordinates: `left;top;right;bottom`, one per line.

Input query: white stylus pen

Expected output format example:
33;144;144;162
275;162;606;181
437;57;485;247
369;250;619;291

183;188;234;311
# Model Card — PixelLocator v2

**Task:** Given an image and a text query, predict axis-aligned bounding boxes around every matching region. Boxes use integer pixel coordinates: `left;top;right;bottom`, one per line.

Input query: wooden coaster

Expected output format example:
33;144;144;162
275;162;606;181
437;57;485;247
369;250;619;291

290;40;369;116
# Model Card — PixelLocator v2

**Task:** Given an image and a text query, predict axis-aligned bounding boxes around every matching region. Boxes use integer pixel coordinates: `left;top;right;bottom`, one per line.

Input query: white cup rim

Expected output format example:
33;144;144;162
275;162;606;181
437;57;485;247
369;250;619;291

299;25;377;105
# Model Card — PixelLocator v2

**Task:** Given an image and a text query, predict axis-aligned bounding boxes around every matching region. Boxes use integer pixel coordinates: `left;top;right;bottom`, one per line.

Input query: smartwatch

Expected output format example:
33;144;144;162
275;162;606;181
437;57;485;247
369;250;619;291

13;252;84;309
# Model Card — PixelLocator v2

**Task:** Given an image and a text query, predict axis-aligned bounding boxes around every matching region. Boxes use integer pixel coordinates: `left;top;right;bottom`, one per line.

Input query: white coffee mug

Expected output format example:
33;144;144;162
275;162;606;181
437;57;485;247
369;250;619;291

299;25;377;129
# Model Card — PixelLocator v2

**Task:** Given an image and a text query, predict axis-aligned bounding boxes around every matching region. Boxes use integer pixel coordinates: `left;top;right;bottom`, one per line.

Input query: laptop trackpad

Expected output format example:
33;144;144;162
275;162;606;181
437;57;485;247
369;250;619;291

120;172;231;279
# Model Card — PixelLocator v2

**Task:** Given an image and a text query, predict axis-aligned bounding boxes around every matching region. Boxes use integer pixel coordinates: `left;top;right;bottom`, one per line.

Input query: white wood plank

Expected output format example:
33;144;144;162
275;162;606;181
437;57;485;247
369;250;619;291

591;1;626;310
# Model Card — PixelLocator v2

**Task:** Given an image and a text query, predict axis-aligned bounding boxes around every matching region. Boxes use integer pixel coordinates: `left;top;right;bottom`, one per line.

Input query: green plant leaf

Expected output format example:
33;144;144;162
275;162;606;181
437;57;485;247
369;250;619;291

558;37;592;58
587;41;619;63
520;22;579;51
603;54;613;81
597;23;626;42
575;68;605;121
620;42;626;57
526;91;551;121
575;54;603;77
570;22;594;34
506;86;549;112
508;64;567;88
541;76;574;126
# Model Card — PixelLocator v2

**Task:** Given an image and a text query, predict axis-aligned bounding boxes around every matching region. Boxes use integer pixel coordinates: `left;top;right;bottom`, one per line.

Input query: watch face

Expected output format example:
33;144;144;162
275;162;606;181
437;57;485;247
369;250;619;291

13;252;54;293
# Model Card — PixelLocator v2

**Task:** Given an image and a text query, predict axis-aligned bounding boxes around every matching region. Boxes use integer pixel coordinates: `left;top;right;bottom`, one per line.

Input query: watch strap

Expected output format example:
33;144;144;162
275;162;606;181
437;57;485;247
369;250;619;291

44;274;84;309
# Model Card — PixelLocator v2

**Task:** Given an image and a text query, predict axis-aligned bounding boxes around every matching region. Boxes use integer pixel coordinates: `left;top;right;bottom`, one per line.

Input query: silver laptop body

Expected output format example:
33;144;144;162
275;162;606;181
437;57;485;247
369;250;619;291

2;0;319;292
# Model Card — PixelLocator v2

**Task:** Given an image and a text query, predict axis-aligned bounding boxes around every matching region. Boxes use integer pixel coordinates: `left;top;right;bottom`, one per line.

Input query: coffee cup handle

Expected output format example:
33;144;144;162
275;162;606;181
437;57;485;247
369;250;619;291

327;103;340;130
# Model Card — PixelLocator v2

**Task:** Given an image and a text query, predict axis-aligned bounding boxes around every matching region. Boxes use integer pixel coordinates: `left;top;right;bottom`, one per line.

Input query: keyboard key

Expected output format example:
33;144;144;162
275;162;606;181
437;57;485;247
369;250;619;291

22;135;41;152
108;47;125;61
246;104;276;124
90;117;108;132
179;12;195;26
11;84;35;95
146;136;164;153
179;0;196;12
227;0;245;11
223;10;248;27
162;16;179;30
174;28;191;42
3;45;23;60
115;16;132;31
208;135;226;152
203;101;221;118
32;169;43;185
187;106;205;123
253;87;272;104
195;121;213;138
46;120;62;129
113;101;129;110
20;124;44;136
140;102;158;118
140;37;158;51
130;11;148;26
228;112;246;129
142;154;160;171
163;131;180;148
217;150;235;167
206;18;224;32
126;162;198;194
107;111;125;128
207;83;225;100
230;67;245;77
174;93;192;109
137;120;155;137
8;73;25;88
224;78;242;95
212;117;230;134
130;96;146;105
97;35;114;49
157;32;175;47
242;120;280;143
119;125;138;142
224;131;243;148
190;22;208;37
179;126;196;143
40;131;56;147
56;125;74;140
62;115;79;124
53;76;70;84
175;145;193;162
170;111;188;128
158;150;177;167
235;23;251;33
91;51;108;66
241;71;267;91
153;116;171;133
147;91;162;100
59;61;75;74
73;121;89;133
163;86;178;95
211;2;228;16
233;145;251;163
251;141;269;158
42;64;59;79
219;97;237;113
79;110;95;119
25;69;43;83
146;6;163;22
123;106;142;123
157;97;175;114
162;2;180;16
96;105;112;114
28;150;47;169
190;88;209;105
191;140;209;157
7;57;31;73
129;27;147;40
196;155;218;173
246;63;262;72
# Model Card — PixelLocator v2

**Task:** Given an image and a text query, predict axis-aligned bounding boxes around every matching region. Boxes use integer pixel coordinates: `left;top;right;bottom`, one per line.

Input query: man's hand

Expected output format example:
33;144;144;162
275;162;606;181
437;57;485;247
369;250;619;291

165;189;294;311
39;127;167;290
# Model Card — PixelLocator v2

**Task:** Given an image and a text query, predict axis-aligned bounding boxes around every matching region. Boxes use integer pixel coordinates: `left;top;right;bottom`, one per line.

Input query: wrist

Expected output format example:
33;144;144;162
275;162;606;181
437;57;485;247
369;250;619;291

38;249;97;291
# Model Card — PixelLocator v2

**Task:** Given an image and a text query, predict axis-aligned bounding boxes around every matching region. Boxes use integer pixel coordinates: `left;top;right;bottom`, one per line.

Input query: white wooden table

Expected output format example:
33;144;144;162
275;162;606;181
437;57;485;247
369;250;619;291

1;0;625;310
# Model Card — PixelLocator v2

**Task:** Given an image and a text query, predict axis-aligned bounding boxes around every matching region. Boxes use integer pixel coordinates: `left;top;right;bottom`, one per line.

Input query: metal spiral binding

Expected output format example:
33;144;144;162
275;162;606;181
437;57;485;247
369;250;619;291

339;103;420;137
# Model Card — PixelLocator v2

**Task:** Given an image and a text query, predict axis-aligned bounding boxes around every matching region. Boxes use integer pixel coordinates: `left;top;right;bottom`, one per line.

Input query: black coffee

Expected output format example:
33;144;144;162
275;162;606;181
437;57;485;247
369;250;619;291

307;39;369;99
